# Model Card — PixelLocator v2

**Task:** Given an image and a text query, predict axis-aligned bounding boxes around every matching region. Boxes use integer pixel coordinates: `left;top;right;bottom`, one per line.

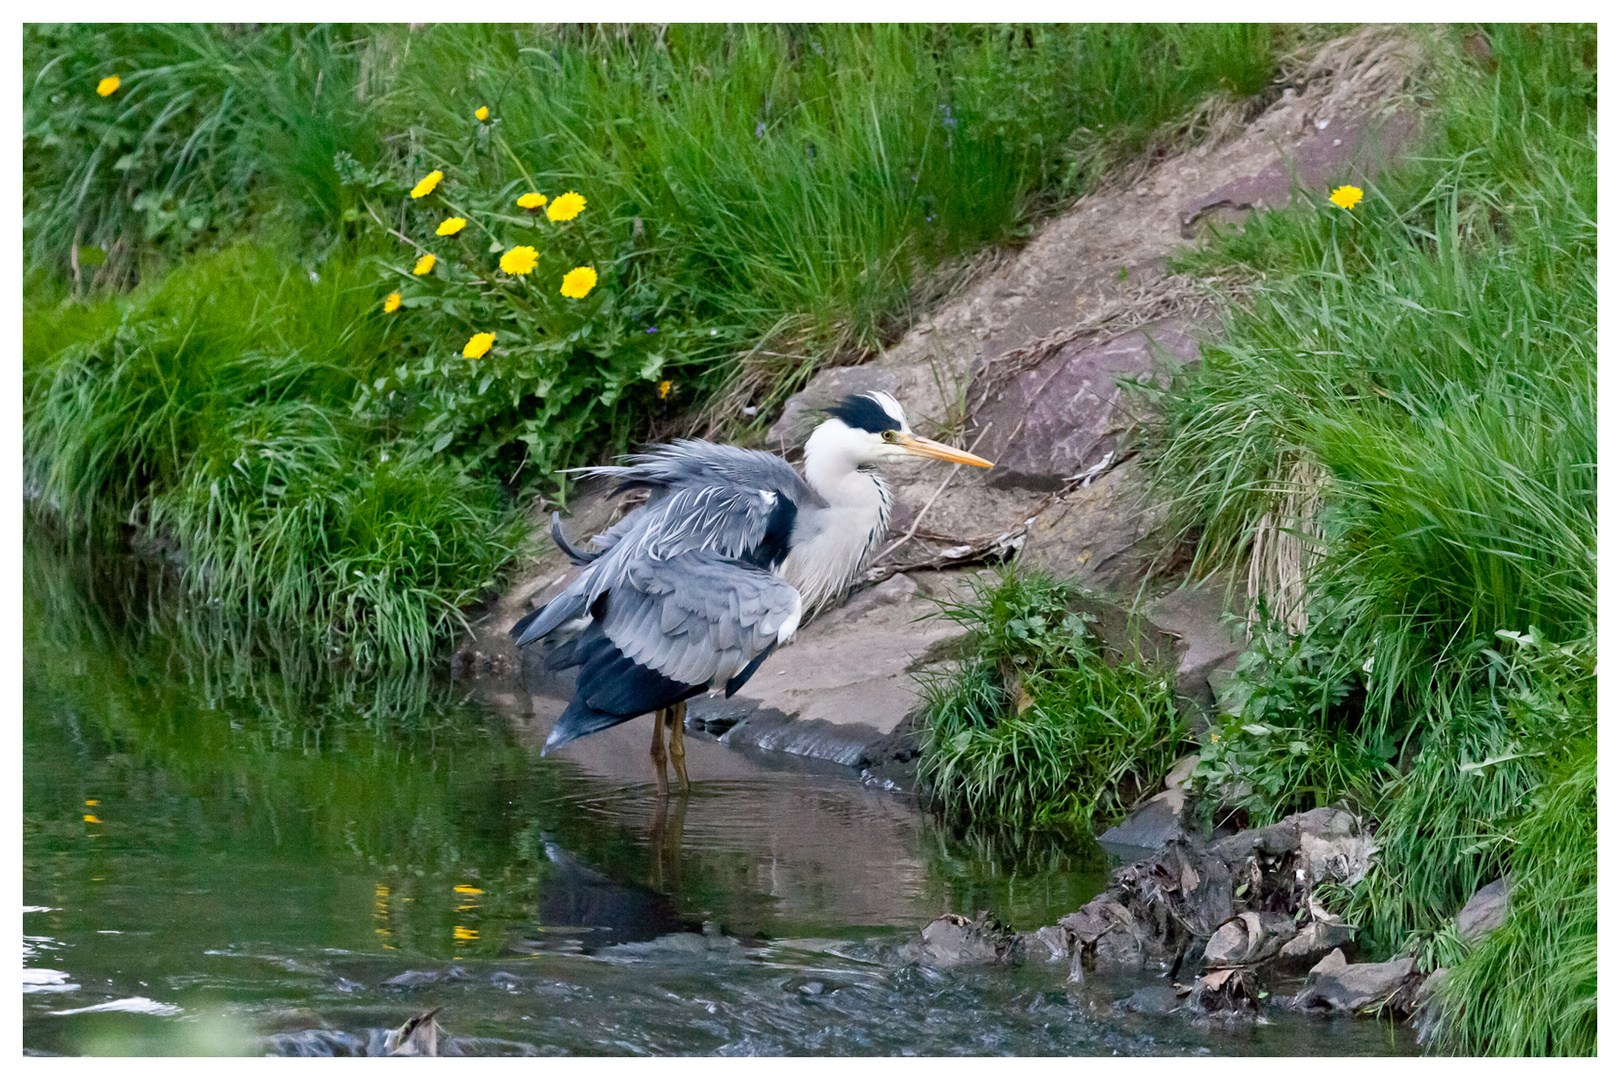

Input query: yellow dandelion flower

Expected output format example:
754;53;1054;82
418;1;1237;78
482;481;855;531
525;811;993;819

547;190;586;222
437;217;466;236
475;105;489;122
463;332;495;359
96;75;121;97
560;265;597;299
1329;185;1364;210
453;926;478;941
413;253;436;275
410;169;444;199
657;380;673;400
453;885;483;894
84;814;102;824
383;292;402;313
500;245;539;275
516;192;547;211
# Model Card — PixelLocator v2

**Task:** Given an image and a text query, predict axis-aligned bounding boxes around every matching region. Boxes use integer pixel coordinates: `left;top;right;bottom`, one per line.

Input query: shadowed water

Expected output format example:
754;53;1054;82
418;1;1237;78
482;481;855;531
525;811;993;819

22;532;1416;1056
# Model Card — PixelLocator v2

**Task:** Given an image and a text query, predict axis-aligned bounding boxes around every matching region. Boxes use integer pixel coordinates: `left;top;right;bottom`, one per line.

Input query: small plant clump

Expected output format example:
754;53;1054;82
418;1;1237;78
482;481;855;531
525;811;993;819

918;570;1189;827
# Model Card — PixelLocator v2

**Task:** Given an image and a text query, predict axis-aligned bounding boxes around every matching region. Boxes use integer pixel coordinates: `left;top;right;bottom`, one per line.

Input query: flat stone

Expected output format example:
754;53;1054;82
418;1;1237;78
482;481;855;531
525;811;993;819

1123;983;1183;1015
1146;581;1245;711
972;319;1202;492
716;575;965;740
1208;806;1360;863
1097;788;1189;854
1274;919;1357;974
1290;948;1416;1013
903;912;1023;967
1456;876;1511;943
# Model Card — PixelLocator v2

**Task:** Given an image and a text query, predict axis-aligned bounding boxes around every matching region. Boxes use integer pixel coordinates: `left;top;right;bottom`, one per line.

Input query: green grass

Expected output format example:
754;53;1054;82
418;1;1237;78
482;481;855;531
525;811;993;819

1429;730;1596;1056
916;25;1593;1055
25;239;524;668
1136;23;1594;1054
25;23;1288;666
918;570;1189;827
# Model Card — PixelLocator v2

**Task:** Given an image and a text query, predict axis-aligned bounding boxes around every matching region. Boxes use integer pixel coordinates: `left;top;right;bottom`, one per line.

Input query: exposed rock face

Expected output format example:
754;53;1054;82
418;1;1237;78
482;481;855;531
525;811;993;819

1016;465;1160;594
1455;876;1511;943
903;911;1024;967
972;318;1202;492
1290;948;1418;1014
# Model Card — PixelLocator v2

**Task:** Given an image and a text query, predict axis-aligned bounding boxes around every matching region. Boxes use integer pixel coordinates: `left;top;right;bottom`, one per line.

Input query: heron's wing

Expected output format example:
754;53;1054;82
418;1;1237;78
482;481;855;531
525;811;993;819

597;550;802;688
574;440;821;511
516;441;811;648
621;483;795;566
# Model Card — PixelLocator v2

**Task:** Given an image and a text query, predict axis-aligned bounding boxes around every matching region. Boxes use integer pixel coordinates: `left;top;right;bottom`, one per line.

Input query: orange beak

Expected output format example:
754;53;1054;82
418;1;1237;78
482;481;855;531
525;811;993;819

896;433;994;468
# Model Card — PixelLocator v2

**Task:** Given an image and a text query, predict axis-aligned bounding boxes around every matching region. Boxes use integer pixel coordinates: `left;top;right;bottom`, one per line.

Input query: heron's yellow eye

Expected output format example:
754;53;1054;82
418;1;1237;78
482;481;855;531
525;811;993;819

881;430;897;442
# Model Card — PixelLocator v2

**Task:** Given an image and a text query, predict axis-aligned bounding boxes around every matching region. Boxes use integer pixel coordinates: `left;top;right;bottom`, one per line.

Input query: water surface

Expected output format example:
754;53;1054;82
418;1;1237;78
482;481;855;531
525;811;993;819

22;536;1416;1056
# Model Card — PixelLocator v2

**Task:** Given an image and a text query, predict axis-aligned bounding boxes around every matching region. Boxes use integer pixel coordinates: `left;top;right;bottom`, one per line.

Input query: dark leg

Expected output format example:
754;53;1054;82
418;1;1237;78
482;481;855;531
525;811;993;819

649;708;669;798
667;700;690;794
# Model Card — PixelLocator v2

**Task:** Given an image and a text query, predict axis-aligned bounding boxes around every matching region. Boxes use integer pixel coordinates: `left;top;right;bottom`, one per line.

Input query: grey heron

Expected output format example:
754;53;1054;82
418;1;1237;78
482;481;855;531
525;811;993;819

510;392;993;793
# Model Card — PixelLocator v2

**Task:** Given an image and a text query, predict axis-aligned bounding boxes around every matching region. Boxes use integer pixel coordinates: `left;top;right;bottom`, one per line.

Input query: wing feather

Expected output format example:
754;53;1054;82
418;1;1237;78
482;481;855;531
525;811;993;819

600;550;800;687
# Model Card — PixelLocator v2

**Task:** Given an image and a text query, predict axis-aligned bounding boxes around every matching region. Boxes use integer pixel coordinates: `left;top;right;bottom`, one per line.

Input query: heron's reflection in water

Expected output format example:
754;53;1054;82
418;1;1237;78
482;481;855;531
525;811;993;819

525;796;697;952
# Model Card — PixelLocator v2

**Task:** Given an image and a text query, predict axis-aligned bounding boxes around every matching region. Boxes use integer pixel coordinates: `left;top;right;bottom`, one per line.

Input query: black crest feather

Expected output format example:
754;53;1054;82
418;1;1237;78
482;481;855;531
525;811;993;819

824;393;898;434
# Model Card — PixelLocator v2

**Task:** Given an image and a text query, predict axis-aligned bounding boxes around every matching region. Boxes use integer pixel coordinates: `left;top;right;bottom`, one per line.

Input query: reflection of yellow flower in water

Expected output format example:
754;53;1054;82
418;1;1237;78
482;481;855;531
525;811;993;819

463;332;495;359
516;192;547;211
1329;185;1364;210
547;190;586;222
500;245;539;275
97;75;121;97
383;292;402;313
657;380;673;400
410;170;444;199
475;105;489;122
560;266;597;298
436;217;466;236
413;253;436;275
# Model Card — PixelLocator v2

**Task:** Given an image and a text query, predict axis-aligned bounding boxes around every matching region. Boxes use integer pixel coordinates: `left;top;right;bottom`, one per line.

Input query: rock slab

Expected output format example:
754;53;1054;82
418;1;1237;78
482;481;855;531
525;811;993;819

1291;948;1416;1014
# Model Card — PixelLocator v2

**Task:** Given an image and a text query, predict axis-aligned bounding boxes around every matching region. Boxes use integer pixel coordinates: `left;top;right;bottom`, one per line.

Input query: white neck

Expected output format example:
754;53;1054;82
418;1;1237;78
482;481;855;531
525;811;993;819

782;422;893;614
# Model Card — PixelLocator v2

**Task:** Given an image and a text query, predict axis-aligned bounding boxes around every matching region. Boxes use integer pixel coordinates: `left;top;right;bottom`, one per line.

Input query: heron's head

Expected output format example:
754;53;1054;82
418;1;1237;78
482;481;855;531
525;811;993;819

809;392;994;470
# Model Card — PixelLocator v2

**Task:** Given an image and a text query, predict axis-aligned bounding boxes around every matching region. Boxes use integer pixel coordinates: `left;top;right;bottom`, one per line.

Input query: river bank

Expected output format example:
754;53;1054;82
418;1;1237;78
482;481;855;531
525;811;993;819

23;22;1594;1057
479;24;1595;1057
